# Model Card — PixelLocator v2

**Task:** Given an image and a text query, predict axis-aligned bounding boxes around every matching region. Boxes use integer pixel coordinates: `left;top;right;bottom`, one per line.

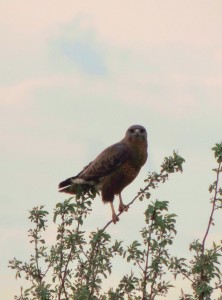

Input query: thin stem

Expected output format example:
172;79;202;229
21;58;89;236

42;262;52;279
149;238;164;300
142;212;155;300
136;259;145;274
58;214;65;300
87;237;101;299
60;198;86;300
34;221;42;283
202;162;221;253
199;162;221;300
180;270;195;284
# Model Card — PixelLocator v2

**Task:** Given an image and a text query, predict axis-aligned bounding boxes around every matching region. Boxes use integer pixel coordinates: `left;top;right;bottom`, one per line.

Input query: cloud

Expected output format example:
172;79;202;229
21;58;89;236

50;20;107;75
58;39;106;75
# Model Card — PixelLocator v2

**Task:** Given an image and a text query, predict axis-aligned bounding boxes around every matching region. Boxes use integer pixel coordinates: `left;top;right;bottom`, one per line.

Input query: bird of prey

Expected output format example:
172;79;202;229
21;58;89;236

58;125;148;224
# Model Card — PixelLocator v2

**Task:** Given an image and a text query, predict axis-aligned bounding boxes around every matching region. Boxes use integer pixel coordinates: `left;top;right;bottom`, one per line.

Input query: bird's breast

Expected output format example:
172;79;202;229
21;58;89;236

129;143;147;169
120;162;140;184
98;161;140;196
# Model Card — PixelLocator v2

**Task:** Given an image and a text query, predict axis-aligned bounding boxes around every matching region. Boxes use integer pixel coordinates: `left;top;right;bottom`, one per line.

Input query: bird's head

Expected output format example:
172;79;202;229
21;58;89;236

125;125;147;143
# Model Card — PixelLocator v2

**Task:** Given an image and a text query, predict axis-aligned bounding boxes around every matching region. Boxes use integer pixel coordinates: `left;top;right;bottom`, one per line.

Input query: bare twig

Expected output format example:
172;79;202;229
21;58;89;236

202;162;221;253
142;211;155;300
60;198;86;300
199;161;221;300
58;214;66;300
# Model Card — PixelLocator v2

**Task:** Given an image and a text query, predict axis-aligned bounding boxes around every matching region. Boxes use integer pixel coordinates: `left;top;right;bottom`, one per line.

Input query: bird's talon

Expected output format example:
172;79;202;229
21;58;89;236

125;205;129;212
112;214;119;224
118;203;129;213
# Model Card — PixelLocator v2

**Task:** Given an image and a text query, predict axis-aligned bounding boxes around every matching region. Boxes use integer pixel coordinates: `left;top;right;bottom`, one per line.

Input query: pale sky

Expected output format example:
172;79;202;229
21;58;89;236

1;1;222;299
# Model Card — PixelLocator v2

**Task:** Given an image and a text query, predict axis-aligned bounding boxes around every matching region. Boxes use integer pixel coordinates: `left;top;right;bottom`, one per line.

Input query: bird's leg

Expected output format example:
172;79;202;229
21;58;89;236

110;202;119;224
118;194;129;213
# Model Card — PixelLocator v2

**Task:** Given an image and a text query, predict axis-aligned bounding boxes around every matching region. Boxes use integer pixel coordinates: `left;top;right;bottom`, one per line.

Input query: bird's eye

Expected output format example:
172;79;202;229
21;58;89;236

129;129;134;133
140;128;145;133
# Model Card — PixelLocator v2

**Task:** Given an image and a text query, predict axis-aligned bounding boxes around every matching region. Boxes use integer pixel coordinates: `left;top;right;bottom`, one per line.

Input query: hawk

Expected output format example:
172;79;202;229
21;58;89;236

58;125;148;223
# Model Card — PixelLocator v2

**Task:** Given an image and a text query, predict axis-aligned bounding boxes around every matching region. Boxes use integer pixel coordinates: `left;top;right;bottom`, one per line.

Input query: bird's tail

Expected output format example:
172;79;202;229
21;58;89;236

58;177;75;194
58;177;95;195
58;177;74;189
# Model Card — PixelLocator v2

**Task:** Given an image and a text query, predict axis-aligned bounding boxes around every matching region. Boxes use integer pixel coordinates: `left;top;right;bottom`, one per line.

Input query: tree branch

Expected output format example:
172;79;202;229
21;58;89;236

202;162;221;253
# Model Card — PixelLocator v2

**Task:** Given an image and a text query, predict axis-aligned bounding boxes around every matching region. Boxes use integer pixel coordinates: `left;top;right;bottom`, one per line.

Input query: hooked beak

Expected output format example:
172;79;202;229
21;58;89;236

135;128;140;137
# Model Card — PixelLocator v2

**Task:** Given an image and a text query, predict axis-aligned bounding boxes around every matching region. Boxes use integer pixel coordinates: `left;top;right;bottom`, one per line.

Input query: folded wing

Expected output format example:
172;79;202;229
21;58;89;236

58;142;129;194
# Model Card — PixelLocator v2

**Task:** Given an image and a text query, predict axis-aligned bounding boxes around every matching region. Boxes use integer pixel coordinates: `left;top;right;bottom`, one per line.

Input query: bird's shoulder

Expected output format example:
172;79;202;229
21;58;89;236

77;141;130;180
